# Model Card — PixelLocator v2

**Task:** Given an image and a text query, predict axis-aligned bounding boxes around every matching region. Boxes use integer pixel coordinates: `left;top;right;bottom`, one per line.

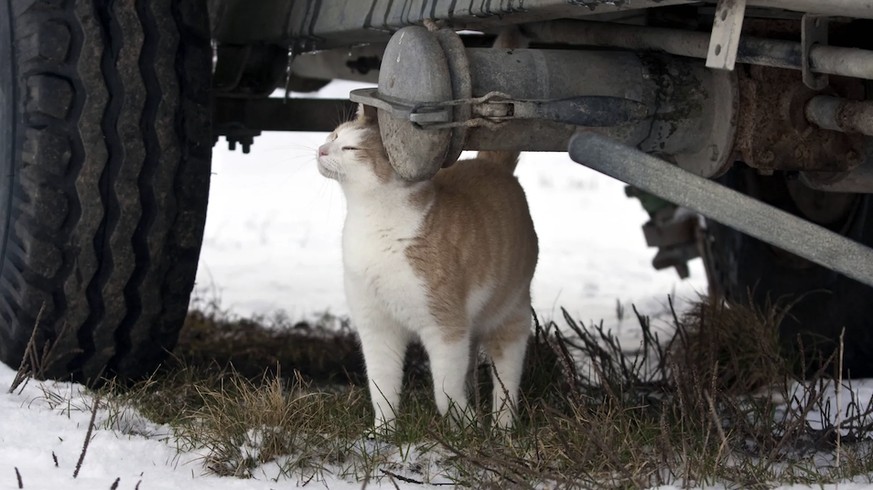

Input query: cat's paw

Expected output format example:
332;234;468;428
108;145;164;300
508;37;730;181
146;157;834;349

492;405;518;431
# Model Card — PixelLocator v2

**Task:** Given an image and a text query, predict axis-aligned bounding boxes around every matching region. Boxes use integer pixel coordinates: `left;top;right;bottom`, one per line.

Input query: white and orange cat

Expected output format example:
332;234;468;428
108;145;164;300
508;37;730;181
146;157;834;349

317;33;537;432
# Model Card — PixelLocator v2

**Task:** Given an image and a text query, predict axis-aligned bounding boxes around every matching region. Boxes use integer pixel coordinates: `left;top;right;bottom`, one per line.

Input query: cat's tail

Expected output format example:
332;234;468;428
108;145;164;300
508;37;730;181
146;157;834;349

475;26;528;174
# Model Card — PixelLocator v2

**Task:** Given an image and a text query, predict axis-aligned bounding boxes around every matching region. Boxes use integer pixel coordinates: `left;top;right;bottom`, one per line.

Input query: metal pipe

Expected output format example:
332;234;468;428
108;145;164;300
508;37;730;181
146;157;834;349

568;131;873;287
805;95;873;136
525;20;873;80
810;46;873;81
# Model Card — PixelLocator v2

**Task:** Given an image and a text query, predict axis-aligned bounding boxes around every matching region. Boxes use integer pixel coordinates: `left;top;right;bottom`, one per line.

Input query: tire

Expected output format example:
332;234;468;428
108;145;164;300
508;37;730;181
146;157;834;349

705;165;873;376
0;0;212;384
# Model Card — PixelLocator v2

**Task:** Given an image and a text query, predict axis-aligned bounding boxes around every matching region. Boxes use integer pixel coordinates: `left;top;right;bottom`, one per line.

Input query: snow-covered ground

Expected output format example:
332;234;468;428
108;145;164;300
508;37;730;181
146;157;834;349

4;360;873;490
0;362;367;490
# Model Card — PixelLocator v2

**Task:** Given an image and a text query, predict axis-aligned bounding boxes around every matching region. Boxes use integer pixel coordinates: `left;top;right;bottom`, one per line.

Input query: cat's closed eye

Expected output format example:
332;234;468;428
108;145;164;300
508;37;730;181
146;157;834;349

341;146;361;151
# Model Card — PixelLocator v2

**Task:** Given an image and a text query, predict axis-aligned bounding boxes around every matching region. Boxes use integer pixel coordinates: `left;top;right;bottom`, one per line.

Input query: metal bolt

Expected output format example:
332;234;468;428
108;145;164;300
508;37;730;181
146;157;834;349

241;136;254;154
759;150;775;163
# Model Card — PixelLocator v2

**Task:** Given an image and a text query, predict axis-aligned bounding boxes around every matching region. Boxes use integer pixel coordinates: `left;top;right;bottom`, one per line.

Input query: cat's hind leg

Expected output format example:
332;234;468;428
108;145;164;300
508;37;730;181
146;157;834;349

484;310;531;429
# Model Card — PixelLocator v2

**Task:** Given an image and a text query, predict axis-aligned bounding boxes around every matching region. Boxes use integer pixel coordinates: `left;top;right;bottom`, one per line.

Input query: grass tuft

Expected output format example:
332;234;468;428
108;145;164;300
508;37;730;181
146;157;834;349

55;295;873;487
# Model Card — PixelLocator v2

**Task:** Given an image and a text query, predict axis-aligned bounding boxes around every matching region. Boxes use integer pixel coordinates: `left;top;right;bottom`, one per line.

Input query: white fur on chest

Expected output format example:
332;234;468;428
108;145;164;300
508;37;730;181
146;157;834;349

342;195;432;329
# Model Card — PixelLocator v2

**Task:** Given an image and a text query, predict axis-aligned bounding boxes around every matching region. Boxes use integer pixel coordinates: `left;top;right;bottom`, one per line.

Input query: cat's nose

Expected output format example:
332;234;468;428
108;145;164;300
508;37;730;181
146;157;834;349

318;144;329;157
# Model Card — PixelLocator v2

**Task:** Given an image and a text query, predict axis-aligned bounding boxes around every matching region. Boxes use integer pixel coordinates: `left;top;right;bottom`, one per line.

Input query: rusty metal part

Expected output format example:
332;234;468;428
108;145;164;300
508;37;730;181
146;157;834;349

355;26;661;179
356;26;738;180
734;65;866;173
568;131;873;288
805;96;873;136
637;56;738;178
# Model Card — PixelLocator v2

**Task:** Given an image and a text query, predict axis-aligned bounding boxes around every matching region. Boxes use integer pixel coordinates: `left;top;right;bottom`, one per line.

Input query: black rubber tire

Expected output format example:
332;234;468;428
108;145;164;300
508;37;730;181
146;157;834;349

0;0;212;384
705;165;873;377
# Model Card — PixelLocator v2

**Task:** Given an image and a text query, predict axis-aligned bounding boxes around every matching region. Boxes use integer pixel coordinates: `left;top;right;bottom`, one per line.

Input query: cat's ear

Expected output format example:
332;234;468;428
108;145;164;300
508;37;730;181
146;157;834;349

356;103;377;124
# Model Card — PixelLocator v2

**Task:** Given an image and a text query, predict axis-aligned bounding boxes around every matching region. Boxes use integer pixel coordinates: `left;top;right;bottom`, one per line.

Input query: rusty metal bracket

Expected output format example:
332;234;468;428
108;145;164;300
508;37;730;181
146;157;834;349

706;0;747;71
802;14;829;89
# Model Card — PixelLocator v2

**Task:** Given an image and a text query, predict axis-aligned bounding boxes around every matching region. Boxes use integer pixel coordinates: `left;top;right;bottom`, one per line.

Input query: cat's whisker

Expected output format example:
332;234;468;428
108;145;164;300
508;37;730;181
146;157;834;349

345;102;357;122
333;104;350;127
284;153;320;162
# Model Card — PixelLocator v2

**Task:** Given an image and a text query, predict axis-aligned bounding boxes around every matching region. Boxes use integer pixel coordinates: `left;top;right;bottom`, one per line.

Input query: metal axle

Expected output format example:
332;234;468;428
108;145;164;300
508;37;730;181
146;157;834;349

354;26;736;181
568;131;873;287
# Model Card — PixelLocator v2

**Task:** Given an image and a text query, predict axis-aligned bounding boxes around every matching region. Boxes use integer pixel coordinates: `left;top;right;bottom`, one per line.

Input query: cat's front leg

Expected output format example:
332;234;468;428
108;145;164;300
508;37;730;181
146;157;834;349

356;313;410;434
420;330;473;425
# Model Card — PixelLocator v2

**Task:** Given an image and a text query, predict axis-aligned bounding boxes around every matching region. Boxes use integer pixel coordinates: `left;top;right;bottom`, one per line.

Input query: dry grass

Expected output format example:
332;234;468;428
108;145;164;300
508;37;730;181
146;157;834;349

21;295;873;487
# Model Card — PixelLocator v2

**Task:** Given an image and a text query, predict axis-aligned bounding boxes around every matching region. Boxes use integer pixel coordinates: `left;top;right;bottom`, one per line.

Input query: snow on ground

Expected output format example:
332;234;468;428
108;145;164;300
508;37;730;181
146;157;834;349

0;362;368;490
4;360;873;490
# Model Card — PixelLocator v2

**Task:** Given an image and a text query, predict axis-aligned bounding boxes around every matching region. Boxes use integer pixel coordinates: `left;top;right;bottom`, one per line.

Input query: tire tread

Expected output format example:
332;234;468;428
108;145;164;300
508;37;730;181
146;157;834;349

0;0;211;382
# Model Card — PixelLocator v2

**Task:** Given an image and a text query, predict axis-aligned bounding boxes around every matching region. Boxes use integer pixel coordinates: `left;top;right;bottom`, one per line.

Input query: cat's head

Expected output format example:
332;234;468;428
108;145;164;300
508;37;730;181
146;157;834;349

317;104;395;187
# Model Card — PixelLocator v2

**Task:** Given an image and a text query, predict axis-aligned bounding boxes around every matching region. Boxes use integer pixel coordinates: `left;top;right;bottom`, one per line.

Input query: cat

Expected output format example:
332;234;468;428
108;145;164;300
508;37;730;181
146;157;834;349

317;30;537;431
